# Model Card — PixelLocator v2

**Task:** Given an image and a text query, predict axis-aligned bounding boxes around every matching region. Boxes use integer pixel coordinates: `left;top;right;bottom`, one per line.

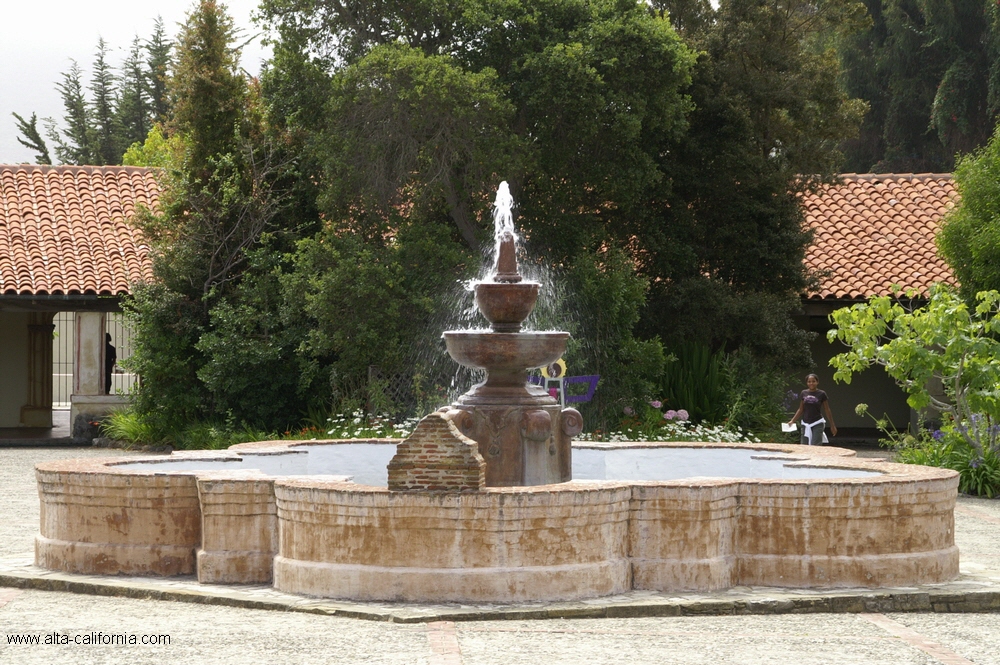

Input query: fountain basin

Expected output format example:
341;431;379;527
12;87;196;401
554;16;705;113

442;330;568;372
35;440;959;601
473;280;540;332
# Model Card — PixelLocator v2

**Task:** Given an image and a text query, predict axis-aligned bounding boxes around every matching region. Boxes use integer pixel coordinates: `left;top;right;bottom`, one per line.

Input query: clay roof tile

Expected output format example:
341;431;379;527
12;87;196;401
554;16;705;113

802;174;957;300
0;165;158;296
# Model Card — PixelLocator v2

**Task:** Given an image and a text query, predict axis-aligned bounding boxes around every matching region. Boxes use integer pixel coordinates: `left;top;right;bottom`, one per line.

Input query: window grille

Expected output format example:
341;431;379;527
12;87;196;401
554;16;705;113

51;312;137;406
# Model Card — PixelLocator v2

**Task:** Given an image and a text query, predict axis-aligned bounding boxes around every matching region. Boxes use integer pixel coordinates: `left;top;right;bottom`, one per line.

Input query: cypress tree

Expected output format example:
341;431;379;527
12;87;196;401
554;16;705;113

12;112;52;164
91;37;120;165
48;60;96;164
117;36;152;151
146;17;173;124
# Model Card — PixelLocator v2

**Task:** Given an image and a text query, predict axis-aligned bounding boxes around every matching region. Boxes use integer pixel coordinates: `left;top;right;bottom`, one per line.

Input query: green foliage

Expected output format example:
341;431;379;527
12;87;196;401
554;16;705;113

282;217;474;416
145;17;173;125
319;43;523;248
121;125;185;169
839;0;1000;172
17;19;177;166
895;437;956;468
659;343;726;423
11;112;51;164
938;124;1000;298
90;38;121;165
887;426;1000;498
100;408;158;445
721;348;791;434
195;249;308;431
122;282;208;436
952;445;1000;498
47;60;96;165
829;284;1000;457
171;0;246;177
563;245;666;429
116;37;153;151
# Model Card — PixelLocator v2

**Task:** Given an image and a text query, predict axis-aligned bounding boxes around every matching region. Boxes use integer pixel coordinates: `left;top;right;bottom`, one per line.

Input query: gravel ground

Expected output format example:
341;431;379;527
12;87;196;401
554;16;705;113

2;446;999;665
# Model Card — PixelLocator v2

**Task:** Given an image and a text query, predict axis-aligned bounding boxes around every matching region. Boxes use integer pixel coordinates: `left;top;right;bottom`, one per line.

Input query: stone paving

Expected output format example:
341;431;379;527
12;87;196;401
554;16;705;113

2;446;1000;664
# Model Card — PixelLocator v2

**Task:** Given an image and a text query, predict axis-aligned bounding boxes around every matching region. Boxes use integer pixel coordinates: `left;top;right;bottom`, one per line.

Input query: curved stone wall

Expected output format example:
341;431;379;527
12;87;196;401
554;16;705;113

34;442;960;603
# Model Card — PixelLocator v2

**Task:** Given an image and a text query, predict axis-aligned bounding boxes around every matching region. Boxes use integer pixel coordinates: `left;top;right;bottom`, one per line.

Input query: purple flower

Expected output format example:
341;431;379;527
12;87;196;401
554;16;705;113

664;410;677;420
932;430;945;441
649;400;663;409
971;457;982;469
623;406;634;416
676;409;689;421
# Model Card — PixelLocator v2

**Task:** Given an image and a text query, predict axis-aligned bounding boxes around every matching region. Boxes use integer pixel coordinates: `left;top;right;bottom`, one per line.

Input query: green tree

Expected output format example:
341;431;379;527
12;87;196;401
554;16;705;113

937;123;1000;297
46;60;96;164
829;285;1000;457
840;0;1000;172
170;0;246;177
90;38;120;165
117;37;152;151
260;0;697;424
126;1;300;436
18;23;175;165
11;112;51;164
146;17;173;124
259;0;864;426
640;0;864;364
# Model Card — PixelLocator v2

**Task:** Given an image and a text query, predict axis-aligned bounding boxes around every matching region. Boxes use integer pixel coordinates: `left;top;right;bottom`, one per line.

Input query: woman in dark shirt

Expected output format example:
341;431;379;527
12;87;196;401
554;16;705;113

787;374;837;445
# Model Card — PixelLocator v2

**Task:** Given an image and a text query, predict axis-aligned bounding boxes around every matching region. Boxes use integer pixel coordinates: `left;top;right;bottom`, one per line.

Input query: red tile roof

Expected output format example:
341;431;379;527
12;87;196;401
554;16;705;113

801;173;957;300
0;165;157;296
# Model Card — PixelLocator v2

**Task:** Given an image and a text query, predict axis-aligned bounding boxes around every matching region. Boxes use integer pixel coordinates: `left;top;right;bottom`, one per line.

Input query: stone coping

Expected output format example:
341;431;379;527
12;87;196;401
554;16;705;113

1;556;997;623
34;441;957;491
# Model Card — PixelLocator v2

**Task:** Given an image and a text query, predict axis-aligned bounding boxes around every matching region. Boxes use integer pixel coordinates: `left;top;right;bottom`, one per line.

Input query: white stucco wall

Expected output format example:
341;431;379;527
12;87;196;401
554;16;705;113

0;313;30;427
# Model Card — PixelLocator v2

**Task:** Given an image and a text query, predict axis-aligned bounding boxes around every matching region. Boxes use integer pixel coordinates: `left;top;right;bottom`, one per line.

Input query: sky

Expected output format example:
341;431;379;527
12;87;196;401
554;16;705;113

0;0;272;164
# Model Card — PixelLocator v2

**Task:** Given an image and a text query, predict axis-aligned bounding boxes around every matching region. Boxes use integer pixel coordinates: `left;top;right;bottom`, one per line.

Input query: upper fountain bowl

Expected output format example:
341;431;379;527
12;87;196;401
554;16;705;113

474;281;540;333
443;330;568;371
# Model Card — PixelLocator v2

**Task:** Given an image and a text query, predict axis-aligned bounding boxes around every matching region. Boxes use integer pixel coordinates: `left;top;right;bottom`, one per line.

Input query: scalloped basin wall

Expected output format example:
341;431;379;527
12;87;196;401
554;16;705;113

34;441;959;603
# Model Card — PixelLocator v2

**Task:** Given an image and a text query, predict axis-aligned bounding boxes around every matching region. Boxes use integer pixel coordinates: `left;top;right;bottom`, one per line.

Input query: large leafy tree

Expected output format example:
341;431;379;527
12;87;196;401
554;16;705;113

638;0;865;365
259;0;863;425
259;0;697;421
937;123;1000;298
840;0;1000;172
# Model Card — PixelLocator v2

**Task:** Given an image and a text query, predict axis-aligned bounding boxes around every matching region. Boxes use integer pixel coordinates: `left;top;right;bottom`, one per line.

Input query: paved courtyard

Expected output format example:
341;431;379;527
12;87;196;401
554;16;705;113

2;446;1000;664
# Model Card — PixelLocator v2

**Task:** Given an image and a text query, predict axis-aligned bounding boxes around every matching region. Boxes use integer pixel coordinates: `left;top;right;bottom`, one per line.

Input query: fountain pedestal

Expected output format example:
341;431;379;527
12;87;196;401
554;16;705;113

441;329;581;486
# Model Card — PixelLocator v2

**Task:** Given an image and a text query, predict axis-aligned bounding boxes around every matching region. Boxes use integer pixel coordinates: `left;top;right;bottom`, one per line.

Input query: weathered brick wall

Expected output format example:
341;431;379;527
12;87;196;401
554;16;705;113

387;411;486;492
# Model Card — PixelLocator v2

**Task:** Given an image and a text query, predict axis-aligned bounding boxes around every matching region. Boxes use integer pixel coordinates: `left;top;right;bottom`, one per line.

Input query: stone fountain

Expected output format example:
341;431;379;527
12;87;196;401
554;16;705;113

439;182;581;486
33;183;960;604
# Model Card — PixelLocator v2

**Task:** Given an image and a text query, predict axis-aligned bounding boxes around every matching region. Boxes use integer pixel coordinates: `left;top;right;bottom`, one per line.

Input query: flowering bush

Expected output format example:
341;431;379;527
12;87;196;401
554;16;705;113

858;402;1000;497
586;399;759;443
283;411;420;440
578;420;760;444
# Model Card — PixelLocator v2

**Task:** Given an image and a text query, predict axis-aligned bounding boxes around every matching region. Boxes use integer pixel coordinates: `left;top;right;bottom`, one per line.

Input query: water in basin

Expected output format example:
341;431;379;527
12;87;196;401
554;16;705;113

114;442;879;484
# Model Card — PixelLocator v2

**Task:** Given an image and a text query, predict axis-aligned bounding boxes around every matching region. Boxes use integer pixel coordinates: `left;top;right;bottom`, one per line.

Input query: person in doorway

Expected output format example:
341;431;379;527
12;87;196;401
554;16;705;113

787;373;837;445
104;333;117;395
